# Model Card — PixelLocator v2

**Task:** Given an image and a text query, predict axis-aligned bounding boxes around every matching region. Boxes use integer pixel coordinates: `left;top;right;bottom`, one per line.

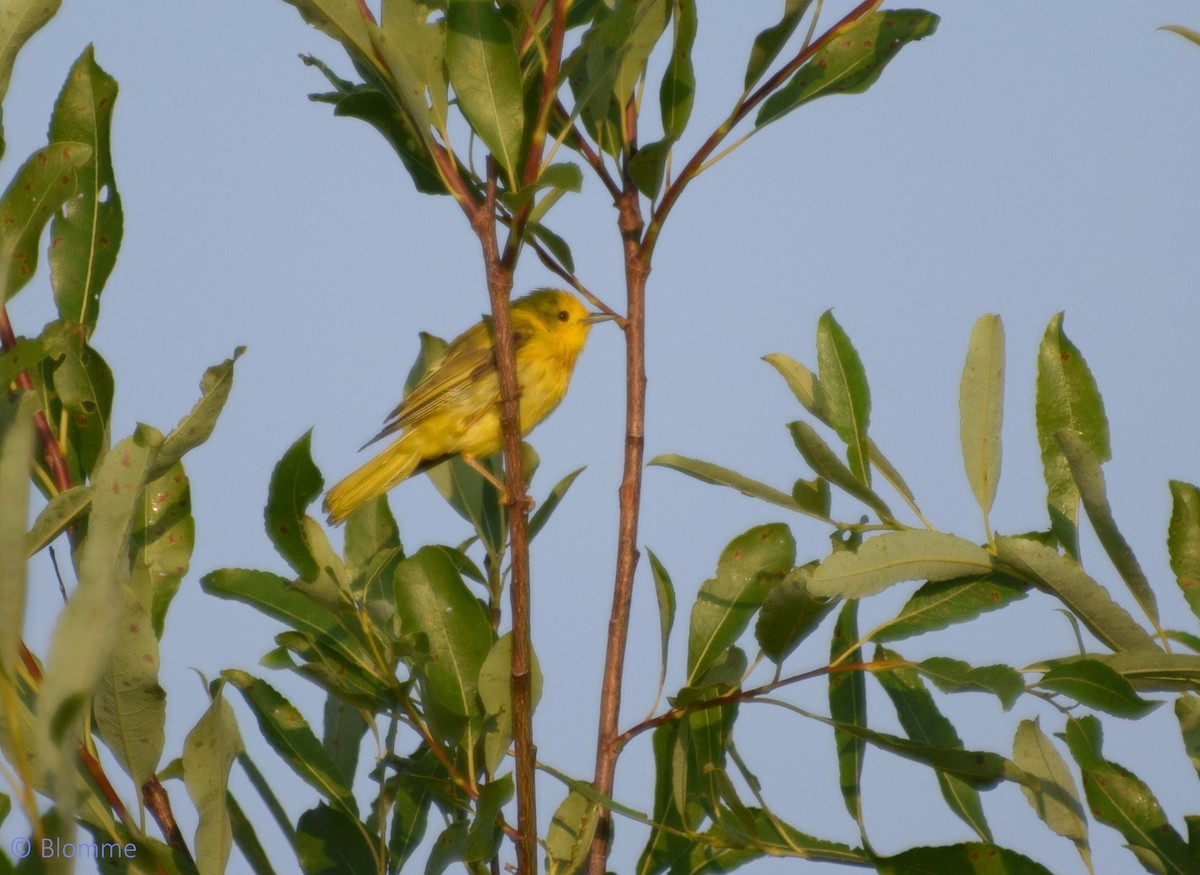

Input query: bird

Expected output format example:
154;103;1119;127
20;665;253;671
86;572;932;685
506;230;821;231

323;288;615;525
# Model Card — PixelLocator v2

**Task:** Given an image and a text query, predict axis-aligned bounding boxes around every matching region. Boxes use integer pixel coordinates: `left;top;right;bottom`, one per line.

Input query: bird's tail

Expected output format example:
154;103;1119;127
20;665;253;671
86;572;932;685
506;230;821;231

324;434;422;525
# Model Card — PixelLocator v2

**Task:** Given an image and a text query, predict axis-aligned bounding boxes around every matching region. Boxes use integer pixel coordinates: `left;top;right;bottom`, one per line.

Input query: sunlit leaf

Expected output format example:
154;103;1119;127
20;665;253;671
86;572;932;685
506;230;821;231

1037;660;1159;719
809;531;992;600
183;691;243;875
959;314;1004;525
744;0;814;91
875;573;1029;643
816;311;871;484
1168;480;1200;625
755;564;833;664
1012;718;1089;856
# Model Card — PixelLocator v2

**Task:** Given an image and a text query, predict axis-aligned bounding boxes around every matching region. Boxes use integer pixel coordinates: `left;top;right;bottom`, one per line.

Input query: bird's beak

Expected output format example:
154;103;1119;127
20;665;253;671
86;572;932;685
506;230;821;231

585;312;620;325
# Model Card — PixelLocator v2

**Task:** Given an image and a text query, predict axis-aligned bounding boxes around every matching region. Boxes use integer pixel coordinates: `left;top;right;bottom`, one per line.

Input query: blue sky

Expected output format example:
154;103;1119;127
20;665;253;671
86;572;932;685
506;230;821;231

6;2;1200;873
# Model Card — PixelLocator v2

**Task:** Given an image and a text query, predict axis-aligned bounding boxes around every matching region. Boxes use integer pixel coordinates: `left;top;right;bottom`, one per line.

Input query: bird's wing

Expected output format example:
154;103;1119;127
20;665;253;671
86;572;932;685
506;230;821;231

360;319;530;449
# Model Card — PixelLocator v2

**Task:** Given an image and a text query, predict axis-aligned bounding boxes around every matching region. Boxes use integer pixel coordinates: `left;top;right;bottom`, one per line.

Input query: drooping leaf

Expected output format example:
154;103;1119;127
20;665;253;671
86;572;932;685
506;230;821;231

660;0;696;140
649;453;808;515
546;789;601;875
1012;718;1089;858
1175;696;1200;779
25;485;90;557
529;465;585;541
134;462;195;638
829;601;866;834
477;632;542;776
686;524;794;685
994;536;1157;653
876;843;1055;875
875;647;992;841
183;691;243;875
646;548;676;710
809;531;992;600
1056;429;1157;626
48;47;122;335
0;142;91;305
1035;313;1109;556
756;11;939;128
959;314;1004;526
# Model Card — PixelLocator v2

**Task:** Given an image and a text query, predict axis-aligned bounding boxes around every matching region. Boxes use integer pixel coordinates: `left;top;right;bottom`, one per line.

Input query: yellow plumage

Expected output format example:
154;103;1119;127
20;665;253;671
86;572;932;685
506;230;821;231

324;289;609;525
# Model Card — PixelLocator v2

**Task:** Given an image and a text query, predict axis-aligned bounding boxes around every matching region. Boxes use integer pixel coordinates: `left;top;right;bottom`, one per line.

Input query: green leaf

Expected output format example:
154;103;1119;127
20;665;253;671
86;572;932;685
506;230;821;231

1035;313;1109;556
1043;651;1200;692
38;426;159;814
660;0;696;140
809;530;992;599
788;421;893;521
829;601;866;834
0;393;35;679
0;333;62;392
756;11;939;128
321;695;367;786
529;464;585;541
295;803;377;875
48;47;122;334
427;451;507;558
530;220;575;272
546;789;601;875
648;453;809;516
874;573;1029;643
875;647;992;841
744;0;813;91
877;843;1056;875
627;137;672;200
1064;715;1189;874
134;462;195;638
477;632;542;777
1012;718;1089;855
463;775;512;861
646;548;676;709
94;581;166;787
686;524;794;685
816;310;871;484
1175;696;1200;779
1161;24;1200;47
183;691;243;875
343;492;402;582
0;0;62;156
46;324;113;484
0;142;92;304
1168;480;1200;625
152;348;244;480
386;748;439;869
226;791;279;875
25;485;89;557
918;657;1025;711
1056;428;1157;626
755;565;833;664
446;0;525;185
1038;659;1159;719
381;0;448;129
265;431;324;580
994;536;1157;653
222;670;358;819
959;314;1004;526
395;546;493;717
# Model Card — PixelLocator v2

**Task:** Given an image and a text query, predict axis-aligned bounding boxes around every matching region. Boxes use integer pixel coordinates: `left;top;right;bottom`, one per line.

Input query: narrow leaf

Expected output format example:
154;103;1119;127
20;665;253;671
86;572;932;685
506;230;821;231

152;348;245;480
788;422;893;521
1056;428;1157;625
660;0;696;140
756;11;939;128
744;0;814;90
529;465;585;541
0;0;62;154
477;632;542;777
265;431;324;580
994;536;1157;653
829;601;866;833
0;393;36;679
918;657;1024;711
649;453;808;515
25;485;89;557
816;310;871;484
546;789;601;875
755;565;834;664
1038;659;1159;719
1161;24;1200;47
875;573;1029;643
959;314;1004;524
877;843;1055;874
1175;696;1200;779
646;548;676;710
809;531;992;600
222;669;358;819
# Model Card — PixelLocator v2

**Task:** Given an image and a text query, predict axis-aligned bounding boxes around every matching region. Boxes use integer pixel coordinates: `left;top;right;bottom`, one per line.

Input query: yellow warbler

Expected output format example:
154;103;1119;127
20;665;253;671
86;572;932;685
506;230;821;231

324;289;613;525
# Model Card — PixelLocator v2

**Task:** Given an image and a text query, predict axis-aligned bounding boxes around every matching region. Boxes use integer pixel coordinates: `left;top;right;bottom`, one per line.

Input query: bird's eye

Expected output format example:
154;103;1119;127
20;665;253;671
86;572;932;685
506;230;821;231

557;310;570;322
